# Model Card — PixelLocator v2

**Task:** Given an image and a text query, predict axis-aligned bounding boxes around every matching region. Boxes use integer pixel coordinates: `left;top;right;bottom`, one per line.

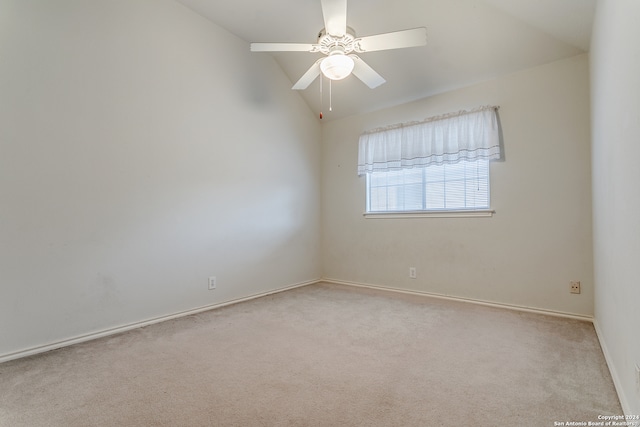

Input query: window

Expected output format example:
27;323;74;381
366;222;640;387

366;160;489;212
358;106;500;215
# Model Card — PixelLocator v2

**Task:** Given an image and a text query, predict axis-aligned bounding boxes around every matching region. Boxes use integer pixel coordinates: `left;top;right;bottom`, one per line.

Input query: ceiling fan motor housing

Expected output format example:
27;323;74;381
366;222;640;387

315;27;363;55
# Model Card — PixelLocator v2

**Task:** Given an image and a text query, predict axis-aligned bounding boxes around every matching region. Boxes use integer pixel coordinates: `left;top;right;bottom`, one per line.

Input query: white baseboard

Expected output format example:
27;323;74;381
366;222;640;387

0;279;321;364
332;278;638;414
324;279;635;411
322;278;594;322
0;278;596;361
5;278;623;413
593;319;632;416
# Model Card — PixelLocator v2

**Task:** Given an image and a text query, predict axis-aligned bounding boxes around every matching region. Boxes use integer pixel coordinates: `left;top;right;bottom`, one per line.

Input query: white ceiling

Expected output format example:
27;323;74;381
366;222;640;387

176;0;595;121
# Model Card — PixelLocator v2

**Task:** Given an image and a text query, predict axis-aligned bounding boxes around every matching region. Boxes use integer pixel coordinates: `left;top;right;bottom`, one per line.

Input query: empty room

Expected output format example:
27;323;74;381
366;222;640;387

1;0;638;425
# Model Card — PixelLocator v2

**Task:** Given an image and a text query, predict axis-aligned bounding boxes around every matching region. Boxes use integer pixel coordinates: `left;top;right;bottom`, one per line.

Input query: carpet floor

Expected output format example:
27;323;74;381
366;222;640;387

0;282;622;426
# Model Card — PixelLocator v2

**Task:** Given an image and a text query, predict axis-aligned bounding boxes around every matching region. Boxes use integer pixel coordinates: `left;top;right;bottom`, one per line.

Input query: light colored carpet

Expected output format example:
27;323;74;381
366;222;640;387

0;282;622;426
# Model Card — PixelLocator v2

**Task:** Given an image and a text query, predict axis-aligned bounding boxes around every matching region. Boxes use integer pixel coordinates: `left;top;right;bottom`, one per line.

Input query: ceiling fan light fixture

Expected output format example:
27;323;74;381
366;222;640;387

320;53;354;80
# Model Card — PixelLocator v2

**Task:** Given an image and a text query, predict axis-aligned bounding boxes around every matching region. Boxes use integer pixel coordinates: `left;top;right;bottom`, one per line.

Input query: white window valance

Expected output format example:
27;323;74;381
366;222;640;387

357;106;501;176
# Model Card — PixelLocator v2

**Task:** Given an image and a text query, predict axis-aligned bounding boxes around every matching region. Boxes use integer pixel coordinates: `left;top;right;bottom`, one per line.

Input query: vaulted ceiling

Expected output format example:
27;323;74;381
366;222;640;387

176;0;595;120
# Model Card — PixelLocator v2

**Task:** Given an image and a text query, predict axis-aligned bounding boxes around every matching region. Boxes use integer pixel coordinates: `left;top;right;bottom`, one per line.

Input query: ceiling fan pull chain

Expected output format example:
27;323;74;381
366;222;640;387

329;79;333;112
319;75;323;119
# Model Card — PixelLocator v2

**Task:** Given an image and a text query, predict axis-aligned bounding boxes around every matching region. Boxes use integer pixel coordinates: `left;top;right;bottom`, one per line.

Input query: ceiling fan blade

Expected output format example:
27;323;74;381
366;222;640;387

350;55;386;89
357;27;427;52
320;0;347;37
292;59;323;90
250;43;315;52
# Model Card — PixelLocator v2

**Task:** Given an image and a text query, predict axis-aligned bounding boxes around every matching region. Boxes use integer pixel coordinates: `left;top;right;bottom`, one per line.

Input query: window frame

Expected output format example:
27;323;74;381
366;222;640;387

363;160;495;218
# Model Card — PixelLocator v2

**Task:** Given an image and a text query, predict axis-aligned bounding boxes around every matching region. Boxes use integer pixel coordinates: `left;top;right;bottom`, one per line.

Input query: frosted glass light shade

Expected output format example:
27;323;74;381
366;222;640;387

320;54;354;80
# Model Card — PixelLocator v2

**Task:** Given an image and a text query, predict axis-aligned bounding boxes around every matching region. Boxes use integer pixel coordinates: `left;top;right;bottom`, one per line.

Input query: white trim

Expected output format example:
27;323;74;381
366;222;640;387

0;279;321;364
364;209;495;219
4;277;621;411
593;319;632;416
322;278;593;322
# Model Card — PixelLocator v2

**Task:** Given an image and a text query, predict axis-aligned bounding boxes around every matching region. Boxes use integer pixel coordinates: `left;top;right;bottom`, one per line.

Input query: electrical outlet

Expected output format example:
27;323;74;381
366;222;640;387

409;267;417;279
570;281;580;294
208;276;216;290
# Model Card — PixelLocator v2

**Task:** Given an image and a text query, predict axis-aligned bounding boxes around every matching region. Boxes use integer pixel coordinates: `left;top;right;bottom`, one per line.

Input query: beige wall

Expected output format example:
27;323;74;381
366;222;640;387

322;54;593;316
0;0;321;359
591;0;640;415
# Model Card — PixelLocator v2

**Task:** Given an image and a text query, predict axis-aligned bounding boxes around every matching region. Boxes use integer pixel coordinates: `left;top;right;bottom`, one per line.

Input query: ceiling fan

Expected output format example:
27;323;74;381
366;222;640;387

250;0;427;90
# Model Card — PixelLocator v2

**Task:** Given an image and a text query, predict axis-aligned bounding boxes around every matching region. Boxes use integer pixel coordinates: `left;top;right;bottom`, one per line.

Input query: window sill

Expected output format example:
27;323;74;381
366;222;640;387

363;209;495;219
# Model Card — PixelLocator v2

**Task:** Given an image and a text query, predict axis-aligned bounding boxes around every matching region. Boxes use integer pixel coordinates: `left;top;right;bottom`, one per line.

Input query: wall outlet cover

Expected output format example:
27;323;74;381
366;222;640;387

570;281;581;294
